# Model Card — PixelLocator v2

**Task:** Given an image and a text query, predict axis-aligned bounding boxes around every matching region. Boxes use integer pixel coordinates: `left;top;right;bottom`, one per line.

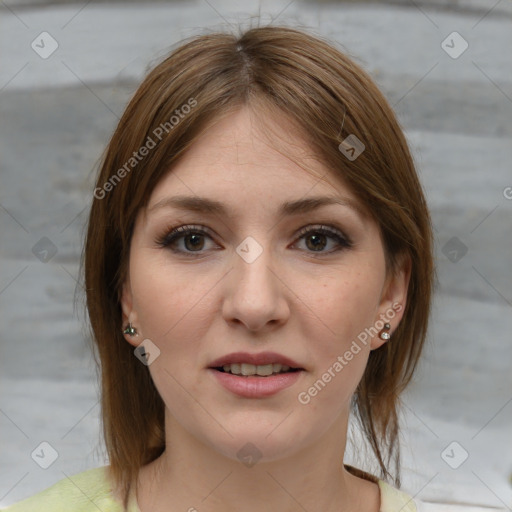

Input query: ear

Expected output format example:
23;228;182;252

370;252;411;350
120;275;140;348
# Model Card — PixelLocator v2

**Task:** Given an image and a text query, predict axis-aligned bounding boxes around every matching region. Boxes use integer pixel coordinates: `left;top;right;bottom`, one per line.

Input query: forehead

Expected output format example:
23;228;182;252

148;106;362;213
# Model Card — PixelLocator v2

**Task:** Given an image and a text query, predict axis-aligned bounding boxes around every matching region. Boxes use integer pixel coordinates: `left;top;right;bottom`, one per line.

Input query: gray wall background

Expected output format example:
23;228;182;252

1;0;511;509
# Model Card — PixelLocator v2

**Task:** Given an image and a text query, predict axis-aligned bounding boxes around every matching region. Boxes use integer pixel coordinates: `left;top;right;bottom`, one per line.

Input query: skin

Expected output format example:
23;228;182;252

121;106;410;512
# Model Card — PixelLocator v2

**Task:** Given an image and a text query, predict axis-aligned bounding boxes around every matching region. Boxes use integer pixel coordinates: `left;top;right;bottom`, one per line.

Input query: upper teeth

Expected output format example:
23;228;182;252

222;363;291;376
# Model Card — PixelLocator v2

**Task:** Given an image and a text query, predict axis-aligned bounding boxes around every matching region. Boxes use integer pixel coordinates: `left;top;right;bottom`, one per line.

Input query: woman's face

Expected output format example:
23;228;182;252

121;106;409;463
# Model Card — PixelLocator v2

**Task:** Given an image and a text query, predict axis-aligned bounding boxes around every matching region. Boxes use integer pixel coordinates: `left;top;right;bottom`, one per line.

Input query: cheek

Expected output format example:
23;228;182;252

307;268;382;348
130;254;212;341
296;266;383;403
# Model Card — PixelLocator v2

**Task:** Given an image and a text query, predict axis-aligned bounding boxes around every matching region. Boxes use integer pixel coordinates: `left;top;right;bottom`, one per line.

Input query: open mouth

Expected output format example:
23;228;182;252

212;363;302;377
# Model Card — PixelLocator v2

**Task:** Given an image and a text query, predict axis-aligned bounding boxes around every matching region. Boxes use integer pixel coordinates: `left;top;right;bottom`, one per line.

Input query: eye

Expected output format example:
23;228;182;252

156;223;353;257
293;225;352;254
156;225;218;256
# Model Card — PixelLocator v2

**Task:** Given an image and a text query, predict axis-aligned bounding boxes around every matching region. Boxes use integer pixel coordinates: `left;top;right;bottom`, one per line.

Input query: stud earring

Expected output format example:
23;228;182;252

123;323;138;336
379;323;391;340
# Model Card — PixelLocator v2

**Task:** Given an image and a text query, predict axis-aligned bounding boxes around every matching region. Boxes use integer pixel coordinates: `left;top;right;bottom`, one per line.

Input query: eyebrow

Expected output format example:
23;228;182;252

148;195;366;219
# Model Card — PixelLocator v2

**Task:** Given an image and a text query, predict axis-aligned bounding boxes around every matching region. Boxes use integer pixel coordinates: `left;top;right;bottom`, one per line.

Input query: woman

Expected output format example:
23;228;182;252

3;24;433;512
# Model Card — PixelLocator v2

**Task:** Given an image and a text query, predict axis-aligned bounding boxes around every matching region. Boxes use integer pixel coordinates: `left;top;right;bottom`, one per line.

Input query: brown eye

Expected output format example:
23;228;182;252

183;233;206;251
157;225;218;256
294;225;352;254
305;233;328;251
156;224;352;257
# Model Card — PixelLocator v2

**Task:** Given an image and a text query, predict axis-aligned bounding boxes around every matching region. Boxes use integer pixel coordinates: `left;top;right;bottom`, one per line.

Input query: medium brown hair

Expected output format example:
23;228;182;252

83;24;434;510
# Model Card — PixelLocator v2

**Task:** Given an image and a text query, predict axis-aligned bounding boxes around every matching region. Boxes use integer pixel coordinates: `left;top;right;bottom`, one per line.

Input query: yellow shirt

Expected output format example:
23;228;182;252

1;465;417;512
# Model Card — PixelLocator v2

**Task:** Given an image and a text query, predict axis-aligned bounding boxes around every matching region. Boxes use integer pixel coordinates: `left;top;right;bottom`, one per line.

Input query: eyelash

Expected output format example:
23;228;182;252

156;224;353;257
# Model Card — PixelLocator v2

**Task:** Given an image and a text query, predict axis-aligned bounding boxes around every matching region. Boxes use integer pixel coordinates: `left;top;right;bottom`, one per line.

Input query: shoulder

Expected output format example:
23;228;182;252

0;466;127;512
344;465;418;512
378;480;418;512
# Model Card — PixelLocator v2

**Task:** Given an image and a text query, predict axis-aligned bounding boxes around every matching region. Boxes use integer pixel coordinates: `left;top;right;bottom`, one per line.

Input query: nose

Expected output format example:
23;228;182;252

222;240;290;333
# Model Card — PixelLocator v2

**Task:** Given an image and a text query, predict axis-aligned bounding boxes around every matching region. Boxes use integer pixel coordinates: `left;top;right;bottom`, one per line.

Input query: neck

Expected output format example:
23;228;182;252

135;409;379;512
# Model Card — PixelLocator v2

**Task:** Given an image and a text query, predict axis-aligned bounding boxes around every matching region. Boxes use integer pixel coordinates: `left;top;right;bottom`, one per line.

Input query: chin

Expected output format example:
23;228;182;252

200;419;312;466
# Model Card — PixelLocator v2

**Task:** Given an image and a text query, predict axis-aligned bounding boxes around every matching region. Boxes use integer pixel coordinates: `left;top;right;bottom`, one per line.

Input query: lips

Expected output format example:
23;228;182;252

208;352;305;398
208;351;304;370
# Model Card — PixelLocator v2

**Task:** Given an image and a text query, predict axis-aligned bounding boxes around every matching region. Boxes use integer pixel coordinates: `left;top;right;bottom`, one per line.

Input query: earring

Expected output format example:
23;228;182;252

123;323;138;336
379;323;391;340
